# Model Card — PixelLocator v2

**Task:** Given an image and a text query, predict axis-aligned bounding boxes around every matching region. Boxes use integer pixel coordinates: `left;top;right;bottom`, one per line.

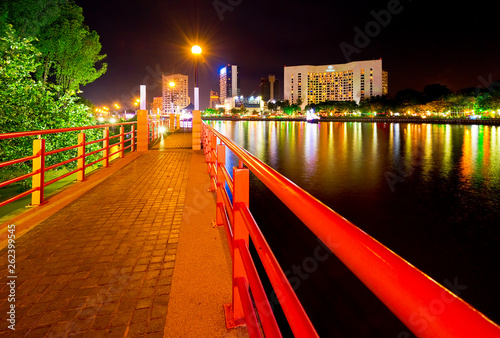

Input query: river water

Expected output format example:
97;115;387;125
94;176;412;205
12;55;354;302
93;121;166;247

209;120;500;337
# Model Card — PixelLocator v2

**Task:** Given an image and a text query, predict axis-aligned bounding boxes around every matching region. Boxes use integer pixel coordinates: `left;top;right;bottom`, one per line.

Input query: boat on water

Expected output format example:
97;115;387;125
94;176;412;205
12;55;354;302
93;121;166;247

306;109;320;123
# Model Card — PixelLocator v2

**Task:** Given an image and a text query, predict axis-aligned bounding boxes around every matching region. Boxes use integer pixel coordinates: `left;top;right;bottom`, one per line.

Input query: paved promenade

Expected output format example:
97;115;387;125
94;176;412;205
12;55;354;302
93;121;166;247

0;128;248;337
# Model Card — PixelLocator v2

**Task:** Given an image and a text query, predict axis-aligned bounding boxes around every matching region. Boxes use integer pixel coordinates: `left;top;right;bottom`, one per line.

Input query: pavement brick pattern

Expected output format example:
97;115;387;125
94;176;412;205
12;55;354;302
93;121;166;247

0;138;191;337
153;128;192;150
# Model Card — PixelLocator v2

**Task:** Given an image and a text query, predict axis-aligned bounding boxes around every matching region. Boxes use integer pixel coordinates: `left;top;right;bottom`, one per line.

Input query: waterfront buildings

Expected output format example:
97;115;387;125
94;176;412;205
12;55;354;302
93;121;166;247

152;96;163;115
219;64;240;103
260;75;280;102
224;96;264;113
283;60;388;107
162;74;190;114
209;91;219;109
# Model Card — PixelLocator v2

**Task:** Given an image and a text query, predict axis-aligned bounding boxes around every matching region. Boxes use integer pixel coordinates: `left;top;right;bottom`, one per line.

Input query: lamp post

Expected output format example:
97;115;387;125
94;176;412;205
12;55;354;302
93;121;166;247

191;45;202;110
191;45;202;150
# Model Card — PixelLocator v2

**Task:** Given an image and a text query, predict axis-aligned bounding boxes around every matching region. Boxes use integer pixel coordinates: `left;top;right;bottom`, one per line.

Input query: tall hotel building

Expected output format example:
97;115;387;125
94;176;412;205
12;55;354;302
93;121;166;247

284;59;388;106
219;64;240;103
162;74;190;114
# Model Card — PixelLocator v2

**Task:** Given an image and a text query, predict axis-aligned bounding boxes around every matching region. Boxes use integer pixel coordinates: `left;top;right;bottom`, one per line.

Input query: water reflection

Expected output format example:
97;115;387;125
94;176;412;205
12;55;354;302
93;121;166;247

212;121;500;194
209;120;500;333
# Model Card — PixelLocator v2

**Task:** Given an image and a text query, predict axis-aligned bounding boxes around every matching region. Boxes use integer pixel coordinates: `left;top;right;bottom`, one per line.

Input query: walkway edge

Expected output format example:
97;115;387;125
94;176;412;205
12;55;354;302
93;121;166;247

0;152;142;249
163;150;249;337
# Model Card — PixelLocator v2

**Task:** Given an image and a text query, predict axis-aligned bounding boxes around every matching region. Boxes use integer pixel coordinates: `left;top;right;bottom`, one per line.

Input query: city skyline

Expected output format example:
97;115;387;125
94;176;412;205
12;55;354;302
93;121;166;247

75;0;500;109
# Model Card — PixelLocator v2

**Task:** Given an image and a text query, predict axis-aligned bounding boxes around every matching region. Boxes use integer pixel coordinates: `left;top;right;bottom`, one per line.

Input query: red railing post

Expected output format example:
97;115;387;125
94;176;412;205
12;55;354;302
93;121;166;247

77;133;86;181
208;133;217;191
120;126;125;158
204;130;212;165
103;128;109;167
216;144;226;227
205;130;212;167
225;167;250;328
31;138;45;205
131;125;135;152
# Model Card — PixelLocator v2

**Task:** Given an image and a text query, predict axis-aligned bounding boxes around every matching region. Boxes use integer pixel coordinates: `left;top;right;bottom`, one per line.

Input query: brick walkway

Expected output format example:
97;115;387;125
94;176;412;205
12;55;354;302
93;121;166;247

0;133;193;337
153;126;192;150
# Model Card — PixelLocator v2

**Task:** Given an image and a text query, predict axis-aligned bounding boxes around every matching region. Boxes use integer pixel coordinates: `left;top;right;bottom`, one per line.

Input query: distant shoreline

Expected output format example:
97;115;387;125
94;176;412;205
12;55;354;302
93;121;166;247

202;116;500;125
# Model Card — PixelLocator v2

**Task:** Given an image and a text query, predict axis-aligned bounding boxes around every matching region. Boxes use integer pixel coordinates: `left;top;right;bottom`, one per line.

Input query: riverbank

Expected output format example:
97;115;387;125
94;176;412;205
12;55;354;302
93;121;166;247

203;116;500;125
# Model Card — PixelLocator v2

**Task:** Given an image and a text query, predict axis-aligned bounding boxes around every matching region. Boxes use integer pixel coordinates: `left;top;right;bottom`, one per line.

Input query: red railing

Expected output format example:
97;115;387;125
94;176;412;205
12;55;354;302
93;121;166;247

0;121;157;208
201;122;500;338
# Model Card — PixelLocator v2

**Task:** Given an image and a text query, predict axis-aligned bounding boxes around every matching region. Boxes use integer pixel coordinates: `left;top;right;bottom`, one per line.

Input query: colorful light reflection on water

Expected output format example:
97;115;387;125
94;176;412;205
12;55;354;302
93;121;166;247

210;120;500;336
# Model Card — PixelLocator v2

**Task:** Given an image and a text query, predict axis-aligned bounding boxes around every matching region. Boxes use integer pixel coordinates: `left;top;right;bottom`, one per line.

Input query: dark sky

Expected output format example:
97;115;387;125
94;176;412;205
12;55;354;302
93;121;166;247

76;0;500;110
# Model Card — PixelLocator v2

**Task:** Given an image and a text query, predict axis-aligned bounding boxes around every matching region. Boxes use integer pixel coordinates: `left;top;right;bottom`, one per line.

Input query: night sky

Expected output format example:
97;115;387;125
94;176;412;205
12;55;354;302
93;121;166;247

76;0;500;110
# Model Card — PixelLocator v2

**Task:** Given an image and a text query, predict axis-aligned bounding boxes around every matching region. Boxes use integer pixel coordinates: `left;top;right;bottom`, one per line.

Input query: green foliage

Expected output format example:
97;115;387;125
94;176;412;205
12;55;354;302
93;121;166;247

0;23;100;181
204;108;220;115
307;100;358;115
2;0;107;93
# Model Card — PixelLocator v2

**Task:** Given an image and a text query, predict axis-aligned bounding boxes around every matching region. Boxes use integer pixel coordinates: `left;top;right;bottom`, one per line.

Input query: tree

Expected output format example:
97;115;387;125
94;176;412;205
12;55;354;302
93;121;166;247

46;2;107;93
2;0;107;93
395;89;424;106
0;22;100;180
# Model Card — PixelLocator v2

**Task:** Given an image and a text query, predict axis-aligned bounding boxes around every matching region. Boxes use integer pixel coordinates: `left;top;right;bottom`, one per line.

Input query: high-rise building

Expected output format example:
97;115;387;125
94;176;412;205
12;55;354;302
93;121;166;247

209;91;219;109
162;74;190;114
219;64;240;103
283;59;388;107
152;97;163;115
260;75;280;102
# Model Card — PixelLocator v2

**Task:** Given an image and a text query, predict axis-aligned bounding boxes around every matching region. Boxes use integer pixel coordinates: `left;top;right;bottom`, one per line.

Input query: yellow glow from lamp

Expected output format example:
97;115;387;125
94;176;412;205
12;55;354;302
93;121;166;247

191;45;202;55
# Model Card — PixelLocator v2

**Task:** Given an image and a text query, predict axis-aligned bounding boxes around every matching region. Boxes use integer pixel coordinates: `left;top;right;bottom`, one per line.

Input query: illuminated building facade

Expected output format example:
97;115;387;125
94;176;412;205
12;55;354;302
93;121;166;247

162;74;190;114
209;91;219;109
219;64;240;103
152;97;163;115
284;60;388;107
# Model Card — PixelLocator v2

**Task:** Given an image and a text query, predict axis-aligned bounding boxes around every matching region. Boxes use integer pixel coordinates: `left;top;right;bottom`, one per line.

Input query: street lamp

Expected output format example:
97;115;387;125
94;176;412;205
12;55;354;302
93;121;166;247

191;45;202;111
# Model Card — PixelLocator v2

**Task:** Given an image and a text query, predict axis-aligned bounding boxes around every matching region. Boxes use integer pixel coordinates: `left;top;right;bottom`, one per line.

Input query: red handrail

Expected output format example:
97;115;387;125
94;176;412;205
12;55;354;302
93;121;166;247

202;121;500;337
0;122;137;140
0;122;142;209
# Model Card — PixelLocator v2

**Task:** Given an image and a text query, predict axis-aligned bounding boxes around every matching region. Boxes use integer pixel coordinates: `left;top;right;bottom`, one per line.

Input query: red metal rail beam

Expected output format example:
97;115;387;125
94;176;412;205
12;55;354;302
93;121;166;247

0;122;136;140
0;122;139;208
204;122;500;337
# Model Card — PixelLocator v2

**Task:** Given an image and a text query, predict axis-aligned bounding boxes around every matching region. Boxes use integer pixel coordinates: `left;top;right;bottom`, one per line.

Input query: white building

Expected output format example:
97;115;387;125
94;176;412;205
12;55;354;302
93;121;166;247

220;65;240;103
162;74;190;114
284;60;388;108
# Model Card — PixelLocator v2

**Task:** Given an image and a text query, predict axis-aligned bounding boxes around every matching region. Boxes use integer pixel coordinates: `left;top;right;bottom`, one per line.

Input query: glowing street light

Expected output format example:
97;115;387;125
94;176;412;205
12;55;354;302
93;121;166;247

191;45;202;110
191;45;202;55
